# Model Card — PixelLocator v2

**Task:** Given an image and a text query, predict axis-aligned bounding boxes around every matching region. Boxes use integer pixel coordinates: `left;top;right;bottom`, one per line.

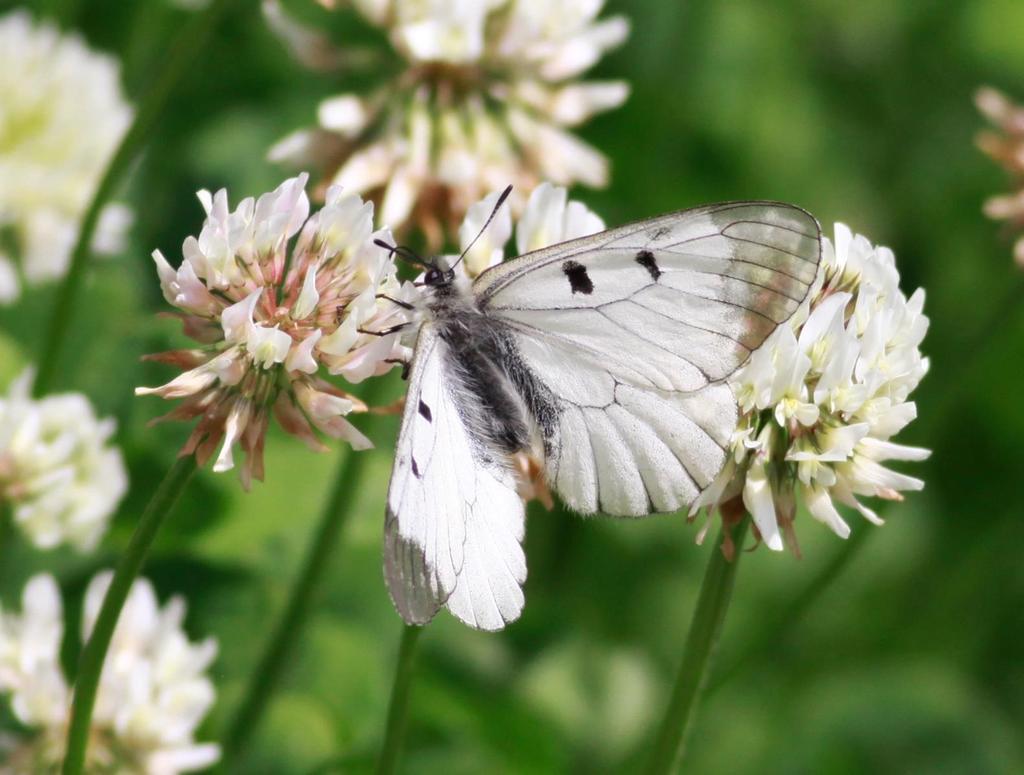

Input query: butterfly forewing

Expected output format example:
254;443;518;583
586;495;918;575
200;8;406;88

474;202;821;518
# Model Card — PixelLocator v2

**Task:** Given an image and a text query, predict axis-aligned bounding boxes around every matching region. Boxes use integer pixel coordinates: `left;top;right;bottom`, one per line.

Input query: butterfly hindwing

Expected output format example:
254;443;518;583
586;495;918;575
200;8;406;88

474;202;822;517
384;325;527;630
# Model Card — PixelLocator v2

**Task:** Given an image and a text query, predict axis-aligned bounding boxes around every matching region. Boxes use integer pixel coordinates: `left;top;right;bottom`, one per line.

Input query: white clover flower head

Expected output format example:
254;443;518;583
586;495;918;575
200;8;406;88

0;11;133;304
137;174;418;486
267;0;629;248
0;573;218;774
693;223;930;553
976;86;1024;266
0;370;128;552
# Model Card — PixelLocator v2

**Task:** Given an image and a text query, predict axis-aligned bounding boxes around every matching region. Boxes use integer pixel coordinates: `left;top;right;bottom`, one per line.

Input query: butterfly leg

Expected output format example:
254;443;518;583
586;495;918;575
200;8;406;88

334;295;413;321
376;293;416;311
358;323;411;337
360;319;413;379
385;358;412;380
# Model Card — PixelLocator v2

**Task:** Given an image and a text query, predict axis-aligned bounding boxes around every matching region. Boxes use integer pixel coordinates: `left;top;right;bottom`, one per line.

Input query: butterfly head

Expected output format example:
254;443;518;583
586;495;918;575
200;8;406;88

423;258;456;288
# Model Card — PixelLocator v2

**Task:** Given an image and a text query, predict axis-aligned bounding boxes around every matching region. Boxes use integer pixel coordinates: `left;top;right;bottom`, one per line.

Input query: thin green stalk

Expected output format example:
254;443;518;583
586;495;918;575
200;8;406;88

376;624;424;775
220;438;378;764
62;454;197;775
645;517;750;775
33;0;240;397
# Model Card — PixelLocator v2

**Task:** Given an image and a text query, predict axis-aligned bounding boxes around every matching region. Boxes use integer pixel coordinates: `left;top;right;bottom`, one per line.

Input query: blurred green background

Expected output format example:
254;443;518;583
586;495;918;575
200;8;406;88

2;0;1023;772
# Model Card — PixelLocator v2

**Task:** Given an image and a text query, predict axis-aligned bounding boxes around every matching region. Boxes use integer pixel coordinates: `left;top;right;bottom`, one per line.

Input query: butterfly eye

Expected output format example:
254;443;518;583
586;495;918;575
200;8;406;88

425;267;447;286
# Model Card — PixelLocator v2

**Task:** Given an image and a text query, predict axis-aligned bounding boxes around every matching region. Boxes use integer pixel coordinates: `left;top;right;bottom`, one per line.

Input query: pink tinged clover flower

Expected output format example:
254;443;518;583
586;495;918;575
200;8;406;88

693;224;930;554
137;174;417;486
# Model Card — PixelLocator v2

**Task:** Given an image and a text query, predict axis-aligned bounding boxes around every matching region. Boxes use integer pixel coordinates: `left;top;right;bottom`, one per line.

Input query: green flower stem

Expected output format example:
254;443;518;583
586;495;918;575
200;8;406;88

222;412;383;764
645;516;751;775
33;0;240;398
376;624;424;775
62;454;197;775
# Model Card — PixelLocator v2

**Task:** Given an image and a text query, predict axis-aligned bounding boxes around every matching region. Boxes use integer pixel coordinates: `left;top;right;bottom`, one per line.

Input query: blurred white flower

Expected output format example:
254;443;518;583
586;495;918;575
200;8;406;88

137;174;417;486
0;573;218;774
267;0;629;247
0;11;133;304
976;86;1024;267
0;370;128;552
694;224;930;553
0;576;67;733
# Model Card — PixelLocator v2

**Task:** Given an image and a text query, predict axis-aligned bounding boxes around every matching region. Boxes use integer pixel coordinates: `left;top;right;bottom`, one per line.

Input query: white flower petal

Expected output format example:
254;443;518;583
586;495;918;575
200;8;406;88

458;187;513;277
221;289;263;344
285;329;322;374
380;165;421;227
333;141;396;193
292;263;320;320
318;95;369;136
247;324;292;369
213;400;251;472
804;486;851;539
318;313;361;357
742;457;784;551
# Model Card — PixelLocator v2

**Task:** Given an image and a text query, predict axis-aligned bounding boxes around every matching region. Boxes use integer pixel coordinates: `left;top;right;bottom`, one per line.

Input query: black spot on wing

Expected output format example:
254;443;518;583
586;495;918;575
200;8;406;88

418;400;432;422
562;260;594;295
411;457;421;478
635;249;661;280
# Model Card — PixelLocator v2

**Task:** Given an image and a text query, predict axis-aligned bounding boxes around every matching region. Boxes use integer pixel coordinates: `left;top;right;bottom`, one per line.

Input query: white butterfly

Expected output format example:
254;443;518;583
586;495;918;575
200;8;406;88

383;199;821;630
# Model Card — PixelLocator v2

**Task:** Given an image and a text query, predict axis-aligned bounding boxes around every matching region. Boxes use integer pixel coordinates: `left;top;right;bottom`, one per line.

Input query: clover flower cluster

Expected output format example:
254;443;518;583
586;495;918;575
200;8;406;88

0;10;132;304
0;573;218;774
0;371;128;552
138;174;416;486
695;224;930;553
269;0;629;247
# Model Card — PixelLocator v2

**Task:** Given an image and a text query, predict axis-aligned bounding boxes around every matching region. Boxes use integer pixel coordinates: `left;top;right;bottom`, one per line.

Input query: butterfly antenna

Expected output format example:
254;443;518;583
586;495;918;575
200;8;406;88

451;185;513;270
374;238;431;270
